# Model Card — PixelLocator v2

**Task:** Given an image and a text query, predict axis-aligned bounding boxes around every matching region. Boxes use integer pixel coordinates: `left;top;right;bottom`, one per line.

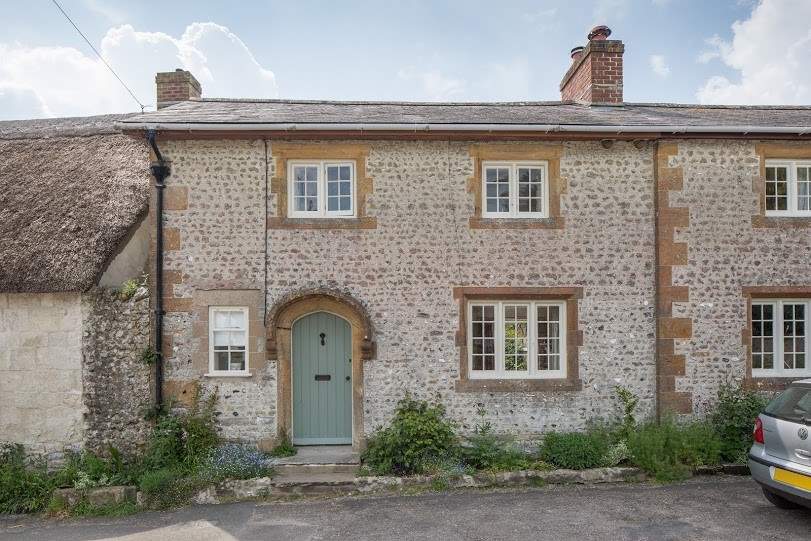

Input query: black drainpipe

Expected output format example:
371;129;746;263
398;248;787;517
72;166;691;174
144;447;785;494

147;129;170;410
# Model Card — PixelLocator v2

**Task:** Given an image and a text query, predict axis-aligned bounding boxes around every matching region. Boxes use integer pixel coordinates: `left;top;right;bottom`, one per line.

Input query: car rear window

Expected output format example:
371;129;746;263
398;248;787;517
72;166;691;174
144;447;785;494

765;384;811;423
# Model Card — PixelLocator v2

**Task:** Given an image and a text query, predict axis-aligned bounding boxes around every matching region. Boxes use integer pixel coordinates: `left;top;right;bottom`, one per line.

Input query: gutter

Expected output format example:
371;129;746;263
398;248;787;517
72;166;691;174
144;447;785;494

118;122;811;135
147;130;170;410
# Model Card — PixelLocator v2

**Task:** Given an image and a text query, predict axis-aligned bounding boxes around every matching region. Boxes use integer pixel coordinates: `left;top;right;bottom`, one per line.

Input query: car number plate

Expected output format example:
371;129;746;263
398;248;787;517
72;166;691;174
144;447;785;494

773;467;811;492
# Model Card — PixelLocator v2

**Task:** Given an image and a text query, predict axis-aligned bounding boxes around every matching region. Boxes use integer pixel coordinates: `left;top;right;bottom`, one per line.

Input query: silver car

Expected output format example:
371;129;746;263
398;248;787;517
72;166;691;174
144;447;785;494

749;379;811;509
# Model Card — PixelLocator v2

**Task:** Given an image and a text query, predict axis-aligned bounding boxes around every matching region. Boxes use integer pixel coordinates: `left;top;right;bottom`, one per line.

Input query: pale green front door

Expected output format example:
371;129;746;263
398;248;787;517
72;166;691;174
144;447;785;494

292;312;352;444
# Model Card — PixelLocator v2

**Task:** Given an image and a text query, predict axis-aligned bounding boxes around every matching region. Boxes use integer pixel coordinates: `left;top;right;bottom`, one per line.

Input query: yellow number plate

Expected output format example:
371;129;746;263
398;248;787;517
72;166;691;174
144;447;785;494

773;467;811;492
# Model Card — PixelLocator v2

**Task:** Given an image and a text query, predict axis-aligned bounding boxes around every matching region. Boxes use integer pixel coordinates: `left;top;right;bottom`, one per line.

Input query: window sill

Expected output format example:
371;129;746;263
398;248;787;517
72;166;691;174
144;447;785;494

268;216;377;230
469;216;564;230
752;215;811;228
455;378;582;393
204;372;253;378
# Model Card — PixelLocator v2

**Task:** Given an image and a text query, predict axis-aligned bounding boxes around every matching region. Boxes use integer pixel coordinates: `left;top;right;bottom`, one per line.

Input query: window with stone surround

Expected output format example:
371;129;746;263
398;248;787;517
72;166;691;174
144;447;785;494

454;287;582;392
751;299;811;377
481;162;548;218
468;144;564;230
764;160;811;216
208;306;250;375
289;161;355;218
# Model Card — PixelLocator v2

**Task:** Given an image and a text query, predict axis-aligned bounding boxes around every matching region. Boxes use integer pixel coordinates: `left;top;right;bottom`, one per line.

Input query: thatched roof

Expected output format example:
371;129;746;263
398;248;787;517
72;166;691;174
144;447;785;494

0;115;150;292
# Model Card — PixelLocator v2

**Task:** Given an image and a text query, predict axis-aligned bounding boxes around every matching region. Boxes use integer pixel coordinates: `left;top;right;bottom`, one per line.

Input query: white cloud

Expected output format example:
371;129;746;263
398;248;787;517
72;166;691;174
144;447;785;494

83;0;127;24
650;54;671;78
397;68;466;101
696;0;811;104
0;22;277;119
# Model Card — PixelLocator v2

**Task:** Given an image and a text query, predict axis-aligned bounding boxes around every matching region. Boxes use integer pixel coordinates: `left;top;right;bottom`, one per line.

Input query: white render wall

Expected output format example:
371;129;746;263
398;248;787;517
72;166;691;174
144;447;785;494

0;293;85;454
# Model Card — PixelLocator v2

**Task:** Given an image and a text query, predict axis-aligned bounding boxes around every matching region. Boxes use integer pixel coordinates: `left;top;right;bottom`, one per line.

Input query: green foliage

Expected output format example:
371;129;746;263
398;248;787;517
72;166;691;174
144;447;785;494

0;444;53;514
268;429;297;458
711;383;770;463
615;385;640;440
627;418;721;482
140;347;157;365
540;432;610;470
460;411;531;471
361;396;458;475
118;278;140;301
137;467;202;510
141;392;219;472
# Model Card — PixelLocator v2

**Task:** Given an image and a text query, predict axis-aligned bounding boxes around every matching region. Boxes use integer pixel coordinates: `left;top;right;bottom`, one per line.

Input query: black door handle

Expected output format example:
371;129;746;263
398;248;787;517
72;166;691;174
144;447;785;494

345;376;351;381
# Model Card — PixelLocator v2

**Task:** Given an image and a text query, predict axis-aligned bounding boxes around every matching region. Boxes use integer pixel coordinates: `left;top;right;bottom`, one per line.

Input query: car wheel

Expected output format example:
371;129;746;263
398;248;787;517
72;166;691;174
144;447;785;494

762;488;801;509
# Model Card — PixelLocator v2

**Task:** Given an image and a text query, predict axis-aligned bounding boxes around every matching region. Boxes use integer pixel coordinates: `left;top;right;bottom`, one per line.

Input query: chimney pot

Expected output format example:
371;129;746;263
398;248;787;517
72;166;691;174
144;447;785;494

560;26;624;104
587;25;612;41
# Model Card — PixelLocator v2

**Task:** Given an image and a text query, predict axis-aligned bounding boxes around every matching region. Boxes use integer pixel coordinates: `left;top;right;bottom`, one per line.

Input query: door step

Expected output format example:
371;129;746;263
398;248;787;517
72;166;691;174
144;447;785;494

273;445;360;478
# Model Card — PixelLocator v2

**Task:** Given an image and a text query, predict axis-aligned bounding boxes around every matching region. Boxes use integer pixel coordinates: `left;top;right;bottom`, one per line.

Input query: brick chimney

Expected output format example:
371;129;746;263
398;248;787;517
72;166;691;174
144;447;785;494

560;25;624;104
155;69;202;109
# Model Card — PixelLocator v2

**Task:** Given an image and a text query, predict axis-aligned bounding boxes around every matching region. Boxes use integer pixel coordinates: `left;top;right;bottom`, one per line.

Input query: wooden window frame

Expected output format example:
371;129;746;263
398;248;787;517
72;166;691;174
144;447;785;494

764;160;811;217
481;161;549;219
269;143;375;230
743;287;811;389
749;298;811;378
467;300;566;380
468;144;564;229
454;287;583;392
288;160;357;218
753;144;811;228
207;306;251;377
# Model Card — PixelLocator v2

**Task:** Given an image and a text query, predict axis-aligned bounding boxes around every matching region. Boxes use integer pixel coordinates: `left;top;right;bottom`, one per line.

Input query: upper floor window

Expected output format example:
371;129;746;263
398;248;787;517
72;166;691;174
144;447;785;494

209;306;249;375
468;300;566;379
481;161;548;218
752;299;811;377
288;160;355;218
764;160;811;216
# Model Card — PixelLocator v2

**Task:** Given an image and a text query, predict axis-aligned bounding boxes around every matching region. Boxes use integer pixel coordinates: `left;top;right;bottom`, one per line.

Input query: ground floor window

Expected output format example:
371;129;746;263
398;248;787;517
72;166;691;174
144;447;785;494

752;299;811;377
209;306;249;374
469;300;566;379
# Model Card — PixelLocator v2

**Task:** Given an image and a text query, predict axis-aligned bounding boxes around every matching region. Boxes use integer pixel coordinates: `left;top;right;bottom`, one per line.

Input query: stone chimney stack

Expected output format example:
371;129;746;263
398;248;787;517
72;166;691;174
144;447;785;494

155;69;202;110
560;25;624;104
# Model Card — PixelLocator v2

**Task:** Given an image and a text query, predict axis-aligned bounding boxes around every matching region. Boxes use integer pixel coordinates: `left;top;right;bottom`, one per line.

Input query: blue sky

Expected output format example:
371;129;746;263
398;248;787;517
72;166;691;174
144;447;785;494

0;0;808;119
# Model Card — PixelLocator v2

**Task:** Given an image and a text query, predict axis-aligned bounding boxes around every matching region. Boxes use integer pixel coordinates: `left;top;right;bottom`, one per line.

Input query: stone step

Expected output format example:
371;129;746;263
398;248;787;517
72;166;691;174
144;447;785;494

274;463;360;475
271;472;358;495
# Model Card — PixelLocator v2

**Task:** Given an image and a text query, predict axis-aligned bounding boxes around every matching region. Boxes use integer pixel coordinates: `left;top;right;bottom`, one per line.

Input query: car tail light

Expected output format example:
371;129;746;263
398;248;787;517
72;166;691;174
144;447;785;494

753;417;764;444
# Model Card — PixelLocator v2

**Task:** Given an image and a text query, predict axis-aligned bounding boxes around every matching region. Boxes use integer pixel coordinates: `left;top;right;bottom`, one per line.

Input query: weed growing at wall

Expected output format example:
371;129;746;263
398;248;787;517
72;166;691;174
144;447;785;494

711;383;770;463
269;429;297;458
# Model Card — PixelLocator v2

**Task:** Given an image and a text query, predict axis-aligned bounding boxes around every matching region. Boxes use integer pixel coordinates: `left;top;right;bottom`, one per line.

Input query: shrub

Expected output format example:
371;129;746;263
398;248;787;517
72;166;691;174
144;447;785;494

627;419;721;482
602;441;631;467
118;278;140;301
711;383;770;463
269;429;297;458
614;385;640;441
0;444;54;514
202;444;274;481
540;432;610;470
461;415;531;472
361;396;458;475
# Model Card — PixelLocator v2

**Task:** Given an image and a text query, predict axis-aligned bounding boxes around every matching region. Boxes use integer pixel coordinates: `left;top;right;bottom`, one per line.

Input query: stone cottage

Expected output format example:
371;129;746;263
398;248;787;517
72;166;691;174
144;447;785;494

0;116;153;458
3;25;811;454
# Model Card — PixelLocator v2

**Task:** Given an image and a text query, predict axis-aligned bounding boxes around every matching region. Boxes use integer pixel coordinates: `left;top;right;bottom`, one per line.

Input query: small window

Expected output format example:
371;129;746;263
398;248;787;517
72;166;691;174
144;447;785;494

468;300;565;379
289;161;355;218
765;160;811;216
752;299;811;377
482;161;548;218
209;306;249;375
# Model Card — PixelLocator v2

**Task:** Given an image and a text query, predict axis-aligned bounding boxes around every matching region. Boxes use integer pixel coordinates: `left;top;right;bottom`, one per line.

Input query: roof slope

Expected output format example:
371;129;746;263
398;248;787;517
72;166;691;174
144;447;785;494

0;115;150;293
120;99;811;130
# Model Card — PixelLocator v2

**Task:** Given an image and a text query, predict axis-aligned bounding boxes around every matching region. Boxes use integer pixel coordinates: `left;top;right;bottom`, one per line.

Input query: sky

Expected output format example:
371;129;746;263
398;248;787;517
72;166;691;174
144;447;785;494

0;0;809;120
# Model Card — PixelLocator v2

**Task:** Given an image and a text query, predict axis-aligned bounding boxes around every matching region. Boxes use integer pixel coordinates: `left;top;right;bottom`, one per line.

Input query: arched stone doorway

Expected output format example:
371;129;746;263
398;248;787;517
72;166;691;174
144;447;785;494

267;289;375;450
